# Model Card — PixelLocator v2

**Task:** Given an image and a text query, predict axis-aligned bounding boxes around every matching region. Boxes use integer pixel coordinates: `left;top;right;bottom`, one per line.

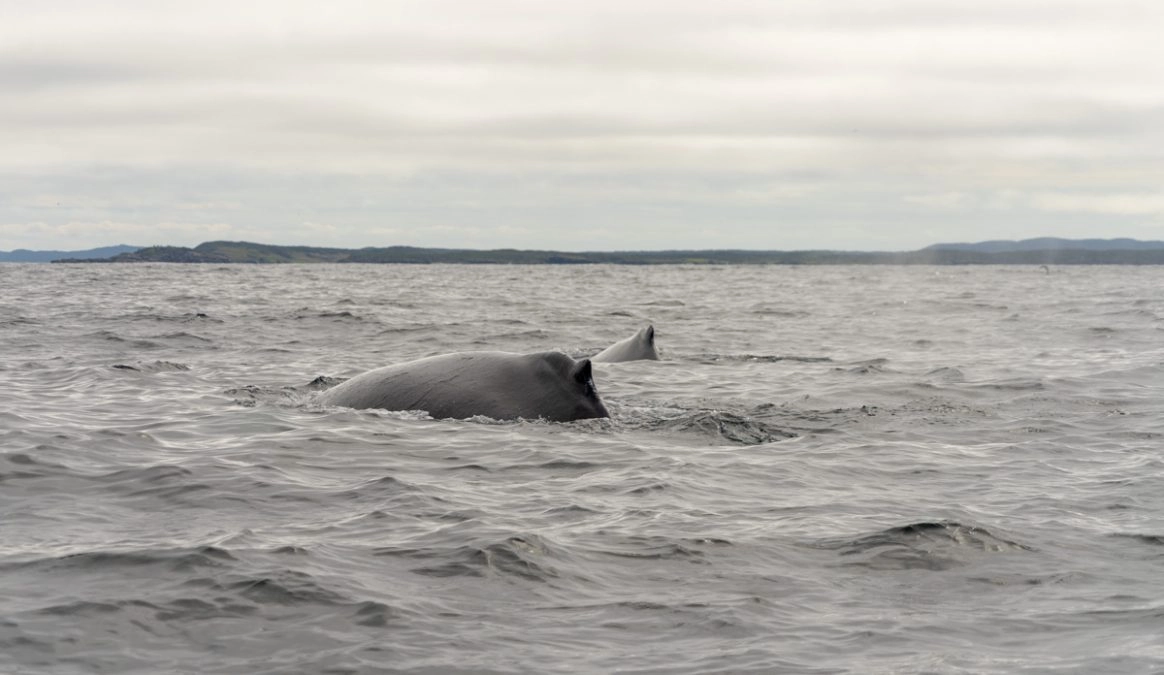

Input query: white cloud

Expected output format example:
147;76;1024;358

1030;192;1164;216
904;193;969;210
1;221;235;248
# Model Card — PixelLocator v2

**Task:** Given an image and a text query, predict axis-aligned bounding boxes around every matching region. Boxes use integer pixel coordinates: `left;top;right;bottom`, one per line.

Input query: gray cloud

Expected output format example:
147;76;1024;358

1;0;1161;251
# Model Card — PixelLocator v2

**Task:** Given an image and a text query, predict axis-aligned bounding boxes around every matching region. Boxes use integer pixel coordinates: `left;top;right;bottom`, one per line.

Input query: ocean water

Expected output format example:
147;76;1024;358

1;263;1162;675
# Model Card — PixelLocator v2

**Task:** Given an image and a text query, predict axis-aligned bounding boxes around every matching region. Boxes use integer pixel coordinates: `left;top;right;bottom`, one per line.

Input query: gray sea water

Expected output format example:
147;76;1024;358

1;263;1162;674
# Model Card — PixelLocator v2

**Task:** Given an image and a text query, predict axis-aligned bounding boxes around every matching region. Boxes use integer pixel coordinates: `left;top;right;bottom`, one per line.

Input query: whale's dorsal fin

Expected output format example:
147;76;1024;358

573;358;593;384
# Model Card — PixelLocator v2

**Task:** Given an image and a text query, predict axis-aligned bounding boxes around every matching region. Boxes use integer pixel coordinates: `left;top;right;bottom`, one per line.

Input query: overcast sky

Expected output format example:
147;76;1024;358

2;0;1162;251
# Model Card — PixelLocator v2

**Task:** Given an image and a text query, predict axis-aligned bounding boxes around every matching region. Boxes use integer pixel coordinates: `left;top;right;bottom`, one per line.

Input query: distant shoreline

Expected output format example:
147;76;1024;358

5;237;1164;265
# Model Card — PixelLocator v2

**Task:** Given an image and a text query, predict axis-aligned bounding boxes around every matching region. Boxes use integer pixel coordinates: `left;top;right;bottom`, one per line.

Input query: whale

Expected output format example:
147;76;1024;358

316;351;609;422
592;325;659;363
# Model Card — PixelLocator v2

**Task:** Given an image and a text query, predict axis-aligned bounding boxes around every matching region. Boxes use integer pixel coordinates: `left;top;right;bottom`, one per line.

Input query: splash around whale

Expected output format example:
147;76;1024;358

316;351;609;422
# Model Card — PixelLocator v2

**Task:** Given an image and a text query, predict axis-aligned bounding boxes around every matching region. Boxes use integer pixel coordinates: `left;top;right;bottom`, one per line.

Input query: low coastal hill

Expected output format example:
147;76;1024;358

29;237;1164;264
0;244;140;263
923;238;1164;254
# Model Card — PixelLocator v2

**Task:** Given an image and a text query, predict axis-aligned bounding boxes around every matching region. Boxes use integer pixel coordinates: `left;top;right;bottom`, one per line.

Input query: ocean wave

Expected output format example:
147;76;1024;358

808;521;1034;571
290;308;368;322
377;533;561;582
111;360;191;372
0;544;236;573
85;330;162;350
647;409;797;446
694;353;833;364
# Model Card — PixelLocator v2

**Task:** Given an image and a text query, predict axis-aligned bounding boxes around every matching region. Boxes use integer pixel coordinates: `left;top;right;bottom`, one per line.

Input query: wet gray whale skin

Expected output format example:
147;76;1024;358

592;325;659;363
317;351;609;422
